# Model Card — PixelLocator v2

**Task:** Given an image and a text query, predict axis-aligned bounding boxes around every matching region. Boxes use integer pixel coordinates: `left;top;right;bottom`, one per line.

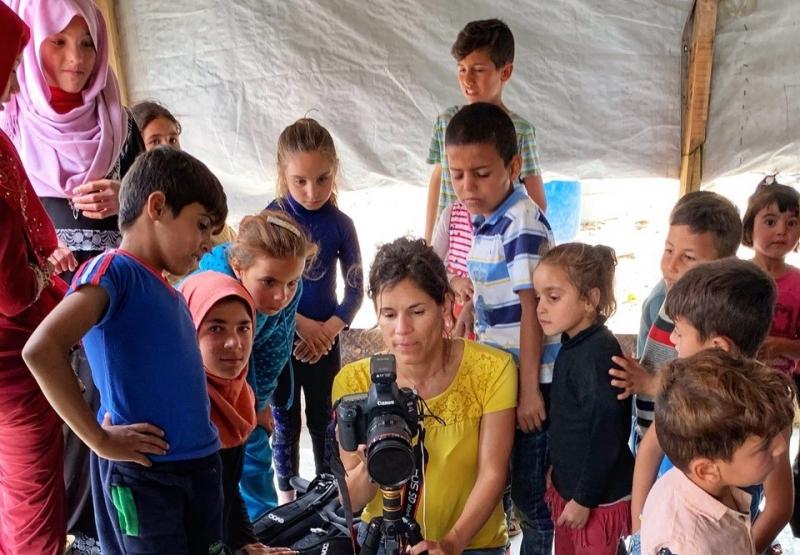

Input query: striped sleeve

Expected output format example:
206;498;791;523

68;252;120;325
514;117;542;178
502;214;550;293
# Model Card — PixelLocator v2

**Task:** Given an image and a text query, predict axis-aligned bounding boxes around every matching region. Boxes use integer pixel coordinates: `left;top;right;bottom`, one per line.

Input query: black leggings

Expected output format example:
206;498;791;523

272;339;341;491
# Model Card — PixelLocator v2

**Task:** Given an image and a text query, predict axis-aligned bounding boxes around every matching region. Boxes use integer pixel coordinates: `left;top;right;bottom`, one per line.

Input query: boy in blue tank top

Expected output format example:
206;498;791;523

24;147;229;554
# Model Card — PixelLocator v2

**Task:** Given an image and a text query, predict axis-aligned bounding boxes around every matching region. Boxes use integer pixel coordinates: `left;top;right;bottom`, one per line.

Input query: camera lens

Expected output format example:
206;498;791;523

366;415;415;487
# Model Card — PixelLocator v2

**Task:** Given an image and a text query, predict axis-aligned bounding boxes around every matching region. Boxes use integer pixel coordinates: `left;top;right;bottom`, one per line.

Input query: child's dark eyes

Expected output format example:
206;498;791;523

261;278;276;286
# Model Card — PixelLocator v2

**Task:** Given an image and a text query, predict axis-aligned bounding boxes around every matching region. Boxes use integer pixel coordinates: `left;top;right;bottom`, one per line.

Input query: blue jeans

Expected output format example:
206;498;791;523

511;426;553;555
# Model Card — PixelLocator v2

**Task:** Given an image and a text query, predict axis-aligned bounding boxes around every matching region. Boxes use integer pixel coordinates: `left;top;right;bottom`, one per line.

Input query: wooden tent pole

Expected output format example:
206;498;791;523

95;0;129;106
679;0;719;196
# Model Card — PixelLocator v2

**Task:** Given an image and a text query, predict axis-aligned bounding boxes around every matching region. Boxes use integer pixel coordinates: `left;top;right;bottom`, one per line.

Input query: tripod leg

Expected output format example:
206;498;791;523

361;517;383;555
404;518;428;555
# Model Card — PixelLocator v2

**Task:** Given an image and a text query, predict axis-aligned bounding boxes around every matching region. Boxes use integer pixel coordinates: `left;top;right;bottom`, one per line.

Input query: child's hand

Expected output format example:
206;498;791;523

321;316;346;344
609;355;659;399
453;299;474;338
257;406;274;435
48;241;78;274
96;412;168;467
242;543;298;555
450;276;474;304
72;179;121;219
295;317;334;358
556;499;590;529
293;338;324;364
517;384;546;432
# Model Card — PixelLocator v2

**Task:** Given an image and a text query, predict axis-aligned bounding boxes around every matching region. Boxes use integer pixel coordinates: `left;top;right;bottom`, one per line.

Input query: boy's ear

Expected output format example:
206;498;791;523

688;456;722;486
145;191;168;221
709;335;734;353
508;154;522;184
500;62;513;82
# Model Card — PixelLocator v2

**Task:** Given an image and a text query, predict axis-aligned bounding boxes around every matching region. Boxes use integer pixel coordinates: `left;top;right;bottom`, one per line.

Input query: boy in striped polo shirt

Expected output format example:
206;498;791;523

608;191;743;444
424;18;545;243
446;102;557;555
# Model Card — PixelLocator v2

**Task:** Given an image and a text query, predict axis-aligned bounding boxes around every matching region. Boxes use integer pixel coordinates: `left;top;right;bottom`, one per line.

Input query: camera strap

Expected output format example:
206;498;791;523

327;408;360;554
402;426;429;521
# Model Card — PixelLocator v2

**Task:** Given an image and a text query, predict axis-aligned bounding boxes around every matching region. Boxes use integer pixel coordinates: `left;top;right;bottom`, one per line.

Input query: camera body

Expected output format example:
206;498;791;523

336;354;422;488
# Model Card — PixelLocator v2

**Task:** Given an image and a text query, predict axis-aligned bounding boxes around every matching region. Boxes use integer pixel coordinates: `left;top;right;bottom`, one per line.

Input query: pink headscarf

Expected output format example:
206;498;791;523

0;0;127;199
180;272;258;449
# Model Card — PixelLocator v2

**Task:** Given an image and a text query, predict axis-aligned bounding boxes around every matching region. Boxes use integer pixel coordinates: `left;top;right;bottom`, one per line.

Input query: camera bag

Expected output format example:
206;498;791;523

252;474;344;546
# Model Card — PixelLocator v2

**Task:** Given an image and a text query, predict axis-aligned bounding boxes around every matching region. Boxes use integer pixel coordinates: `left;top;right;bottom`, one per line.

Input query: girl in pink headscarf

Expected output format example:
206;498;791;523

1;0;144;280
0;2;69;553
180;272;296;555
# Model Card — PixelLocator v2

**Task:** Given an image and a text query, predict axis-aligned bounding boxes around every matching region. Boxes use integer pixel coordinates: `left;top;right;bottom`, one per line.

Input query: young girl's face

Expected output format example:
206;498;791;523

198;298;253;379
752;202;800;260
0;56;21;107
40;16;96;93
142;117;181;151
235;255;305;315
533;262;597;338
283;150;335;211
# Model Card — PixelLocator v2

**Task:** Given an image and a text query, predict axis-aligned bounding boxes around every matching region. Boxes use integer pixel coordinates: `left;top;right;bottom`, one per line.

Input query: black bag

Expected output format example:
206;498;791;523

252;474;348;546
290;528;355;555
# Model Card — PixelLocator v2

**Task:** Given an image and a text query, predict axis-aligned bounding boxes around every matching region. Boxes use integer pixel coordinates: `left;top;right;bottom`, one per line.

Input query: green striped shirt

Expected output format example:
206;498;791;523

427;105;542;215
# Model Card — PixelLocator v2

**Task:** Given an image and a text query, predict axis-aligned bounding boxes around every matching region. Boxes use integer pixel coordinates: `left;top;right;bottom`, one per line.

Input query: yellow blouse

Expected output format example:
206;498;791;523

332;340;517;549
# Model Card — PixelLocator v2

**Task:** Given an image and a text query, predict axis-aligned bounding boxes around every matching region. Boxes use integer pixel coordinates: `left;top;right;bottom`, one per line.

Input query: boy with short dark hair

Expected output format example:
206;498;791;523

628;258;792;554
23;147;229;553
424;18;544;242
446;102;557;554
611;190;743;439
641;350;794;554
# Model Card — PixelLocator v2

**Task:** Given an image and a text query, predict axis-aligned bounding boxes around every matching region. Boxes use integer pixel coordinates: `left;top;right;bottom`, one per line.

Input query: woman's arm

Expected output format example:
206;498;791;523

751;425;793;552
411;408;516;555
631;424;665;532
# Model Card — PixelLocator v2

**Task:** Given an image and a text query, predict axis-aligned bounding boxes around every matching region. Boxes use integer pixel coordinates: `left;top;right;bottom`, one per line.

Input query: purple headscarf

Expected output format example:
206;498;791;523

0;0;127;199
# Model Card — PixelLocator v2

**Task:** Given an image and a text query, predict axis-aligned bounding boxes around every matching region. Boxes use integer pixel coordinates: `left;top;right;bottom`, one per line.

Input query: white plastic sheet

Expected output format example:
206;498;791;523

704;0;800;182
117;0;694;218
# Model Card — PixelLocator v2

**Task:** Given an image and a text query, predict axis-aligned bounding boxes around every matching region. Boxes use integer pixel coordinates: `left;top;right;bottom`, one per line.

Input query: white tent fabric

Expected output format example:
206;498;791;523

118;0;692;218
705;0;800;181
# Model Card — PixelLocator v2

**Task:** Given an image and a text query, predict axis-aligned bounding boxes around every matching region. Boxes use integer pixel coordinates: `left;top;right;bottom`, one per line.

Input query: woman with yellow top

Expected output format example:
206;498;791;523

332;237;517;555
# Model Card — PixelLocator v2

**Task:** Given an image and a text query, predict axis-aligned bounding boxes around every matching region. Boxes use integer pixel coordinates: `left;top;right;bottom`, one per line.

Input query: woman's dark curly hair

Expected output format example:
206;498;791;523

368;237;451;305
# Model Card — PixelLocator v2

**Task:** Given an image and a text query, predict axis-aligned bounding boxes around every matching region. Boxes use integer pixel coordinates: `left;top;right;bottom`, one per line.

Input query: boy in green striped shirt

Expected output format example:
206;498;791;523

424;18;545;242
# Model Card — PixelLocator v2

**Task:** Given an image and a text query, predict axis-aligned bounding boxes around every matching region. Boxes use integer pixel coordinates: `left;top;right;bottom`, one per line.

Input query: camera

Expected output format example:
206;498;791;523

336;354;422;488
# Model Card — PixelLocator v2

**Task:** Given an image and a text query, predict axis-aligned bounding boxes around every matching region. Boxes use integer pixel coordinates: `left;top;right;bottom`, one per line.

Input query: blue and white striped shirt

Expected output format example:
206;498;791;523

467;188;560;383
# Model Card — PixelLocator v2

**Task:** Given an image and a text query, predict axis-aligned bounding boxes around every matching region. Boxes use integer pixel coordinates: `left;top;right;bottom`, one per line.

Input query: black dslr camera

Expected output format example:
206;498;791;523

336;354;422;488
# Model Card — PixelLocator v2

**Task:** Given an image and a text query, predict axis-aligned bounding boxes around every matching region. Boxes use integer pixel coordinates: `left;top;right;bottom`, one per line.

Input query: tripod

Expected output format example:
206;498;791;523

359;488;428;555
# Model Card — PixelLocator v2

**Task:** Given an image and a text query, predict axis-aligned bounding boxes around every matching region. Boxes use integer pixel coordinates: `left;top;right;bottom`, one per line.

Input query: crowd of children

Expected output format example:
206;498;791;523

1;2;799;554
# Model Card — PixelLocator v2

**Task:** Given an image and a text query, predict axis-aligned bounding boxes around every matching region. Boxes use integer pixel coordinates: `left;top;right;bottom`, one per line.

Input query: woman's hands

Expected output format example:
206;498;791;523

72;179;121;219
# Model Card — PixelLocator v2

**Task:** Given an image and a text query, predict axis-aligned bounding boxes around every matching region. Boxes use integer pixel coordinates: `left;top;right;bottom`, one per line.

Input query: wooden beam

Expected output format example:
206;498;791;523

95;0;129;106
679;0;719;196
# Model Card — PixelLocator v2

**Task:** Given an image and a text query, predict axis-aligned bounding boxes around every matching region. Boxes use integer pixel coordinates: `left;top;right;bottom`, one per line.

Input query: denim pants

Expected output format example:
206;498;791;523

511;424;553;554
356;521;505;555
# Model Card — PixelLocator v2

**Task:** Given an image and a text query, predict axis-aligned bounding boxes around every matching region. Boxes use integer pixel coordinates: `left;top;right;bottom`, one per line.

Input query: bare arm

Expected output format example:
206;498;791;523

517;289;545;432
23;286;167;466
424;164;443;243
338;445;379;512
631;424;664;532
522;174;547;213
751;425;793;552
411;408;516;555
